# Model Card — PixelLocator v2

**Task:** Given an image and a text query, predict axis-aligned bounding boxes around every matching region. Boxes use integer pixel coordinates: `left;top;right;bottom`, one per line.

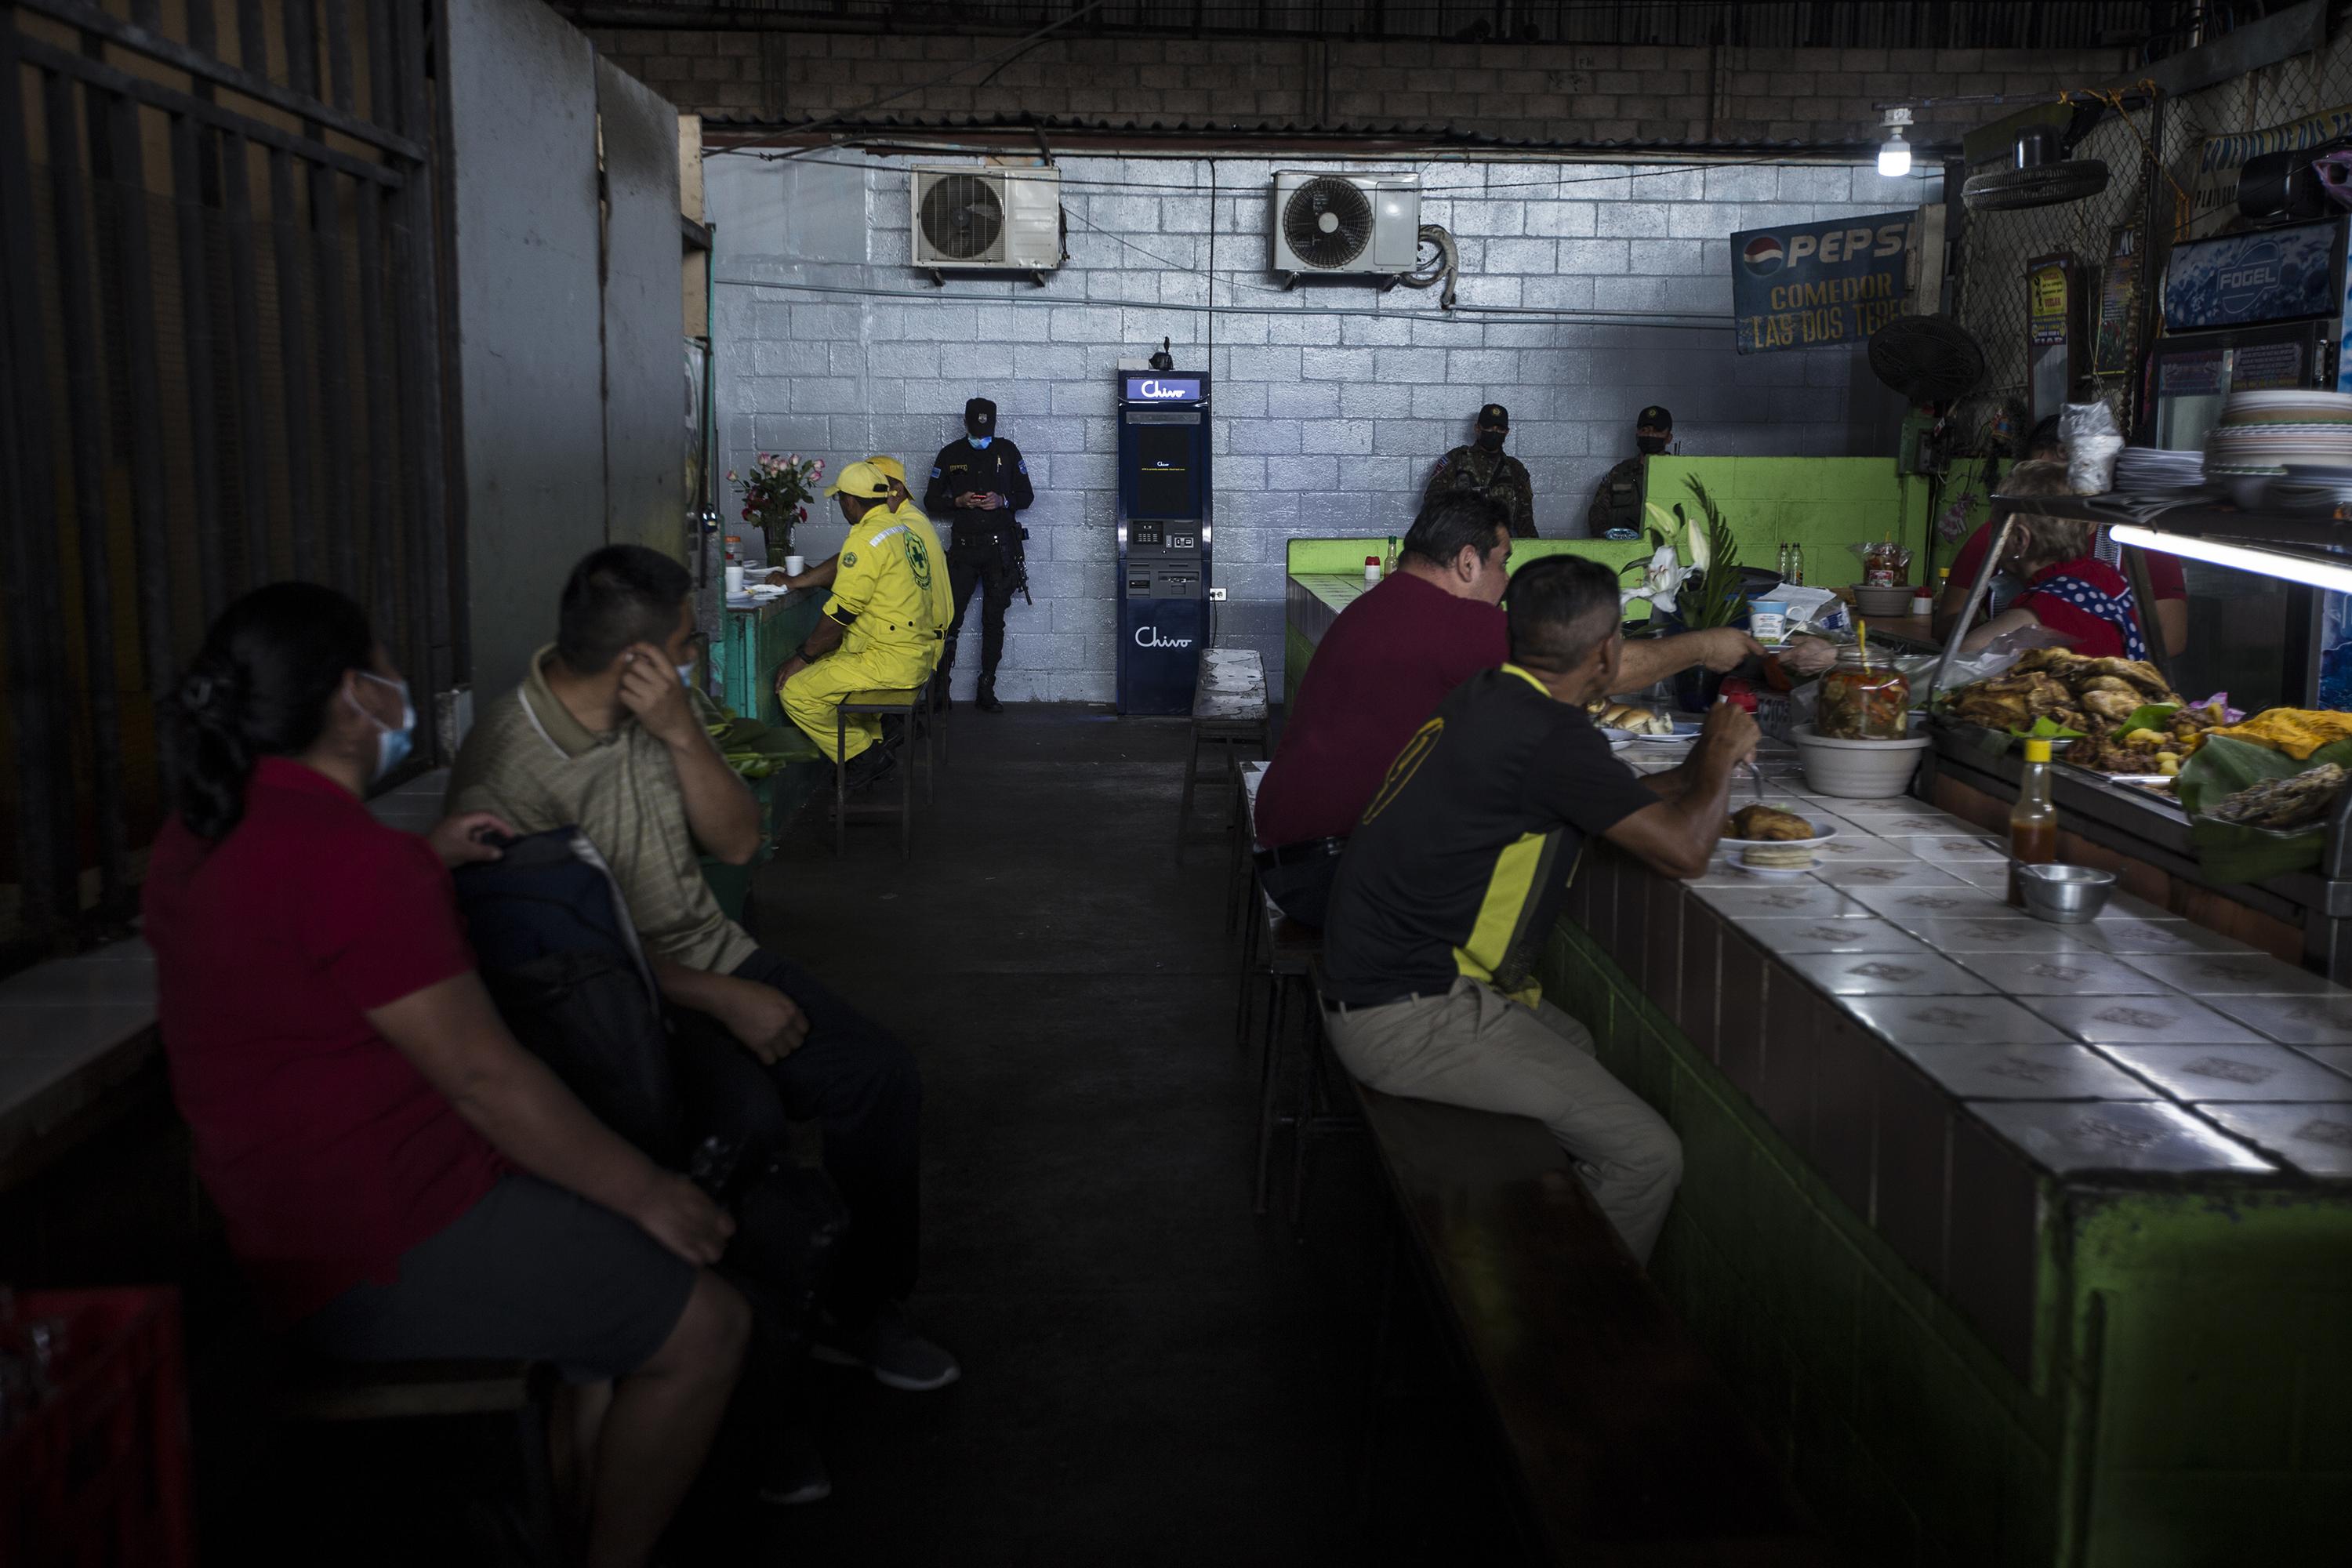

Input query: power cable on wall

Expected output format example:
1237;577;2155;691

713;274;1735;330
716;141;1934;203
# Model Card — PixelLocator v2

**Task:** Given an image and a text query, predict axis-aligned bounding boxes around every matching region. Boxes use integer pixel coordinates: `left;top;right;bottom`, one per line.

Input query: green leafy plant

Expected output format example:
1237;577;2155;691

1658;477;1748;630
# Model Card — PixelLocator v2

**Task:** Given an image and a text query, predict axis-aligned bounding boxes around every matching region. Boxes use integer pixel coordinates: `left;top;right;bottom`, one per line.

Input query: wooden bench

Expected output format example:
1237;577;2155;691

1177;648;1269;851
1350;1084;1838;1566
270;1357;561;1559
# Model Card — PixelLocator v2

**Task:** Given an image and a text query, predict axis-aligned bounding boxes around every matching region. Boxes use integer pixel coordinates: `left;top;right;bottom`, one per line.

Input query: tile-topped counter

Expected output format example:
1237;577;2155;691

1547;738;2352;1566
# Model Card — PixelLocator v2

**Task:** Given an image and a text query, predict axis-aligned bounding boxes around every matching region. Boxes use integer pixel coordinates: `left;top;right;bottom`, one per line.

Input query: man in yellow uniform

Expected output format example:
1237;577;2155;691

775;460;946;789
768;456;948;626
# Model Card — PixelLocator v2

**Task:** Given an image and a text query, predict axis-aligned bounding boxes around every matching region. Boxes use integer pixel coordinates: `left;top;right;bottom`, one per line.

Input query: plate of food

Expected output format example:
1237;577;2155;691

1719;804;1838;873
1589;699;1681;740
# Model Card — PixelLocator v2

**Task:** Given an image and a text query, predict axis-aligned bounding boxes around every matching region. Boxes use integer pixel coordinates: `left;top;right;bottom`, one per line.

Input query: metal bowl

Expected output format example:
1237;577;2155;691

2016;864;2117;924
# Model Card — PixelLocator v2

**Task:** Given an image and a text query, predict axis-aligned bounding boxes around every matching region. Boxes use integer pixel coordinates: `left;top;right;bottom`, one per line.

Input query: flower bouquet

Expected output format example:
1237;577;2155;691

1621;476;1748;711
728;452;825;563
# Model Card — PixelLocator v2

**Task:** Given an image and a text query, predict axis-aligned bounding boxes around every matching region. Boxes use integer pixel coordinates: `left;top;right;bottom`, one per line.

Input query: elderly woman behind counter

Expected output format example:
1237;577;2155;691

1953;460;2165;662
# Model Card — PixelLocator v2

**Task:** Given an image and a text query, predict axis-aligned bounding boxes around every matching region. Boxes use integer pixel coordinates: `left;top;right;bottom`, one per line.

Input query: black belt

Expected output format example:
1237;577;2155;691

1321;989;1436;1014
1253;837;1346;871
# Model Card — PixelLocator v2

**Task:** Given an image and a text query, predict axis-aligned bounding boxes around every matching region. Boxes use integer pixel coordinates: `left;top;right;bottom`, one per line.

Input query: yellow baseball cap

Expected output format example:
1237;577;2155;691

863;454;907;485
826;459;893;499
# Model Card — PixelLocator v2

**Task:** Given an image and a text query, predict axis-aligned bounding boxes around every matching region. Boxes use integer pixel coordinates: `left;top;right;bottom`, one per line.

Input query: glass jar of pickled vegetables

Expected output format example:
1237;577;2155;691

1816;647;1911;740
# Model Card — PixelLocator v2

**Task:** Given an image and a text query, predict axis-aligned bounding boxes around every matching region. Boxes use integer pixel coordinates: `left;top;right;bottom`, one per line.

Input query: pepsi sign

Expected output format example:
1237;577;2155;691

1123;375;1203;403
1729;211;1915;355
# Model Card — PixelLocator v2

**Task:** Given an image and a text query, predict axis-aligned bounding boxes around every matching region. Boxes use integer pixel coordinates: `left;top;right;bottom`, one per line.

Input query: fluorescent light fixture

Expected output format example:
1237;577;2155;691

1878;107;1915;178
2111;523;2352;594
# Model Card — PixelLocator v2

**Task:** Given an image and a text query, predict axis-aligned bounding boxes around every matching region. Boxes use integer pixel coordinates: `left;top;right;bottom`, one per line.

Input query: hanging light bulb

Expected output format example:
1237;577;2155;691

1878;106;1915;178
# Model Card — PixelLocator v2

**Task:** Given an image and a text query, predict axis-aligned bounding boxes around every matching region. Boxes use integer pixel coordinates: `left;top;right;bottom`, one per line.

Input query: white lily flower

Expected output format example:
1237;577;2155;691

1686;515;1711;572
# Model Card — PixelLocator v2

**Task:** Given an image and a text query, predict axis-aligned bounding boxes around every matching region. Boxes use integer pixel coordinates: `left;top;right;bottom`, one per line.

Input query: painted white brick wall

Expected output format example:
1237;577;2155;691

707;152;1934;704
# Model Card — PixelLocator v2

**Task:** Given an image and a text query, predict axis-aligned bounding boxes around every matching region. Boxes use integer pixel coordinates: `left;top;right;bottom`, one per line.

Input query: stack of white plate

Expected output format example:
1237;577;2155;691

2112;447;2206;492
2205;390;2352;487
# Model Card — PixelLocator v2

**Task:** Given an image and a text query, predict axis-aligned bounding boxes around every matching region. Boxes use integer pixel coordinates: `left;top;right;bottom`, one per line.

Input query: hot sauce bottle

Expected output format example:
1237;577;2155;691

2007;737;2058;907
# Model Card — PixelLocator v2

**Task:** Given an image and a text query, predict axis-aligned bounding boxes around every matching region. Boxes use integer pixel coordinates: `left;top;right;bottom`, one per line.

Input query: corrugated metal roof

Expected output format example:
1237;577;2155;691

695;109;1914;157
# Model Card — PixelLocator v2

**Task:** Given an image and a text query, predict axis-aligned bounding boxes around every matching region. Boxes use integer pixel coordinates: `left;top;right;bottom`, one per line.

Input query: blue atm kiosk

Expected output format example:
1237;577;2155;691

1115;368;1212;715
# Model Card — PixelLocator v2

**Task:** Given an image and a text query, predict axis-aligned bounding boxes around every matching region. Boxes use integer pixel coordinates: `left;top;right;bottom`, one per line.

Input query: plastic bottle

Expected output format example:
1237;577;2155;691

2007;738;2058;907
1364;554;1381;586
1788;543;1805;586
1383;536;1399;577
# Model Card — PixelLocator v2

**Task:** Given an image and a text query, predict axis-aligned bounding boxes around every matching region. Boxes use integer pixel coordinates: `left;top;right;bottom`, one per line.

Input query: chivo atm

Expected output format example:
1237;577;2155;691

1115;367;1212;715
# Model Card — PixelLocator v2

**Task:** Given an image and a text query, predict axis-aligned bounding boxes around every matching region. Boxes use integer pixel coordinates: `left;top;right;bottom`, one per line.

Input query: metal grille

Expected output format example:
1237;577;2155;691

561;1;2170;52
2;2;456;961
1951;24;2352;453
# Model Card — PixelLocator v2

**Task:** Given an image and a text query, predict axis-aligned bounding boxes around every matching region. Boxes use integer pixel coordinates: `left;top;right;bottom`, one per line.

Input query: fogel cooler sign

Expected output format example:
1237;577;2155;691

1730;212;1916;354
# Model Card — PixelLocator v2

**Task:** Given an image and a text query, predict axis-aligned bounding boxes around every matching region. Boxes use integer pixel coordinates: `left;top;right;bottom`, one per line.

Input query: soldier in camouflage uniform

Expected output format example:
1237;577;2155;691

1422;403;1536;539
1586;404;1675;539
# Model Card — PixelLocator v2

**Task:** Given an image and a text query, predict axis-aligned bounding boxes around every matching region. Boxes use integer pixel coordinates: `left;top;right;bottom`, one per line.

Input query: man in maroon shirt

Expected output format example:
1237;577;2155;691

1254;494;1764;925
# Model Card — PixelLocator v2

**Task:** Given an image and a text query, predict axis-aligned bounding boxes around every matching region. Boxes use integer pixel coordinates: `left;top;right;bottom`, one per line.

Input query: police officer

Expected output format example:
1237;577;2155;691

924;397;1034;714
1423;403;1535;539
1586;404;1675;539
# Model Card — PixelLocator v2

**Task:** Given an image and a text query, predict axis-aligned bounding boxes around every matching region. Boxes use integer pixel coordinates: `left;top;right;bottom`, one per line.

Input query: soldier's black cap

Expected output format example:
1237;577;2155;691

1638;405;1673;429
965;397;996;434
1477;404;1508;428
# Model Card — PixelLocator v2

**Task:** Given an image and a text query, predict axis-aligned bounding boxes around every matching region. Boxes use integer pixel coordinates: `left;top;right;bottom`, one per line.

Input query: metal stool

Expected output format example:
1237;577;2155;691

833;687;924;859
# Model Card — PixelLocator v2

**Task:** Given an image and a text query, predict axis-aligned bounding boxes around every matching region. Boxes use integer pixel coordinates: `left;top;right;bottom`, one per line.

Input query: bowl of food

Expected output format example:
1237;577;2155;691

1852;583;1919;618
1791;723;1930;798
2015;864;2116;924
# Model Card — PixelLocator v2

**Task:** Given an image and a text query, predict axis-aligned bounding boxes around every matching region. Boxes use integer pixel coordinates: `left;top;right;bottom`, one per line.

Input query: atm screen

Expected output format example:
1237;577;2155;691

1134;426;1196;517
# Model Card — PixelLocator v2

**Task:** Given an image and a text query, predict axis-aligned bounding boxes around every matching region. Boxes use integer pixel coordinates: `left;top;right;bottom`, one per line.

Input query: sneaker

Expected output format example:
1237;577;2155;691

757;1425;832;1507
811;1305;961;1392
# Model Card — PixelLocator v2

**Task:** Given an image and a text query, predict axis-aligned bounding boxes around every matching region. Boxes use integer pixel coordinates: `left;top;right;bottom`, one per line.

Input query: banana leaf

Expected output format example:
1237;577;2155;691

2109;703;2178;738
2176;734;2352;883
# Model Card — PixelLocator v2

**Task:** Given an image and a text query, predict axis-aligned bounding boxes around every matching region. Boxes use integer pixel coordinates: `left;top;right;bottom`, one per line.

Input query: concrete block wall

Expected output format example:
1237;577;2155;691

706;151;1936;705
590;27;2122;147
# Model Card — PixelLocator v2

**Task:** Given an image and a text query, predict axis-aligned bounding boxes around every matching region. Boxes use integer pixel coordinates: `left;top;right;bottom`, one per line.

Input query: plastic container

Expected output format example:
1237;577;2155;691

1364;555;1381;585
1749;599;1789;643
0;1287;194;1568
1791;724;1930;798
1815;647;1911;740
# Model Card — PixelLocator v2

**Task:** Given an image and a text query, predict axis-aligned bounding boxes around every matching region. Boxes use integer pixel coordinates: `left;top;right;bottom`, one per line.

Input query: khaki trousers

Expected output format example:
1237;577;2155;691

1323;976;1682;1263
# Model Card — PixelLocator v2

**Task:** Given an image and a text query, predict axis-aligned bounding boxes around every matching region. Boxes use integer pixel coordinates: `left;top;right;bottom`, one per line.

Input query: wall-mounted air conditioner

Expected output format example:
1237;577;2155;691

1269;171;1421;279
910;165;1063;276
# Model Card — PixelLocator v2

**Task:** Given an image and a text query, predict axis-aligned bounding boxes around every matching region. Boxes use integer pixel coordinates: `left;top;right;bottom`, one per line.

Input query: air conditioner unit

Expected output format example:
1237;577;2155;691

909;165;1063;273
1270;171;1421;278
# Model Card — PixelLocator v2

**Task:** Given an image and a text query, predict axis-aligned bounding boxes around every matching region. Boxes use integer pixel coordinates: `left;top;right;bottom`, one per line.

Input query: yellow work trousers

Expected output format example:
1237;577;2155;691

781;643;934;762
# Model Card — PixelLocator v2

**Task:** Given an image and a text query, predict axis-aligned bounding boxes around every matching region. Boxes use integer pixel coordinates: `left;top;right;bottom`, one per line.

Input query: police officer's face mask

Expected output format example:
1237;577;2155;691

1636;434;1669;456
1476;427;1505;453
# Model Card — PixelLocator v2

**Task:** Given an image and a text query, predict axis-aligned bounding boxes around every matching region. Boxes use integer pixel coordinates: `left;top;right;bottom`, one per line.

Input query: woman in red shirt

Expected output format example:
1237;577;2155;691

145;583;745;1568
1958;476;2154;662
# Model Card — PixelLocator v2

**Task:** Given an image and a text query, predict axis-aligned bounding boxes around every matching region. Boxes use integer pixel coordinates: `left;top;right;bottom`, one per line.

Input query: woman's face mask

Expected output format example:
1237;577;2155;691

348;671;416;784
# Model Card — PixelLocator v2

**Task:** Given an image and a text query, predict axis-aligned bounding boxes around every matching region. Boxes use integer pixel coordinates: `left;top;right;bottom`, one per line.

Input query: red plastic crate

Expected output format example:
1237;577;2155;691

0;1287;195;1568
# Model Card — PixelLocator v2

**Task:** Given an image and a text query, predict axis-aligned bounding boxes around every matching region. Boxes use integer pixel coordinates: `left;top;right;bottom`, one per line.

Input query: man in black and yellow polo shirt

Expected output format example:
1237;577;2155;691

1319;554;1758;1262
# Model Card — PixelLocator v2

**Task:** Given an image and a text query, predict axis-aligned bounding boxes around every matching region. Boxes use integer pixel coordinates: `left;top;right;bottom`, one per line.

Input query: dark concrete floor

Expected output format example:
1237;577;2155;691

199;705;1526;1566
677;703;1528;1566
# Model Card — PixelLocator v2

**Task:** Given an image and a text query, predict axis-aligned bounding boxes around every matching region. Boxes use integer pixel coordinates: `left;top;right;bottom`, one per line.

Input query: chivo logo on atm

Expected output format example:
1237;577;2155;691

1134;626;1194;649
1125;375;1202;402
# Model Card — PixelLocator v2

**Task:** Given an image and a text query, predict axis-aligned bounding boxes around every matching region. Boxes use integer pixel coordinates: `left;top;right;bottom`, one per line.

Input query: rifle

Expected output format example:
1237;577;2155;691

1004;525;1033;607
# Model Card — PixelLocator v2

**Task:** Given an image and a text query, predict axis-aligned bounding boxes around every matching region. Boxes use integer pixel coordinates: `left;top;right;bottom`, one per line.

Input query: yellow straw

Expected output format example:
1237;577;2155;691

1857;616;1870;670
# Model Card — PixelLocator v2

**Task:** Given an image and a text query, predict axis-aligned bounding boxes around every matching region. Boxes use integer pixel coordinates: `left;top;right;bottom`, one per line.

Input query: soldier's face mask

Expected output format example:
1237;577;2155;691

1636;433;1669;455
1475;427;1505;452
